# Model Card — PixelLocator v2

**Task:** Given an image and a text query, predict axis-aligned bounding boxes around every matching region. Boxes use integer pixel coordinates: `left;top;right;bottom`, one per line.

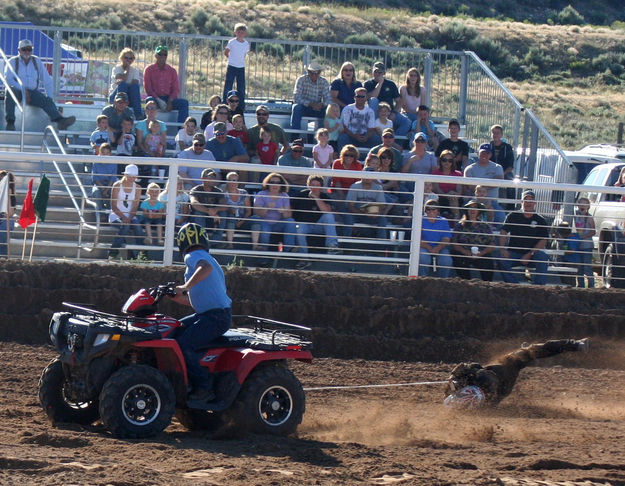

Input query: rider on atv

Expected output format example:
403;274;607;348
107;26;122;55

169;222;232;404
444;338;590;409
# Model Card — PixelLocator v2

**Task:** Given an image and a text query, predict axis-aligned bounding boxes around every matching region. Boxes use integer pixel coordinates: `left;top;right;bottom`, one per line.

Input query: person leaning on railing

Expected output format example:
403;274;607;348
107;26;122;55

329;144;363;237
0;170;16;258
91;143;117;213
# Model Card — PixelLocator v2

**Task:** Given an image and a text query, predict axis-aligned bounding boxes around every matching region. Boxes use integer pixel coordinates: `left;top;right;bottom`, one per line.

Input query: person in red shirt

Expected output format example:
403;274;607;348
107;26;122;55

143;45;189;124
330;144;363;236
256;127;279;165
227;114;249;145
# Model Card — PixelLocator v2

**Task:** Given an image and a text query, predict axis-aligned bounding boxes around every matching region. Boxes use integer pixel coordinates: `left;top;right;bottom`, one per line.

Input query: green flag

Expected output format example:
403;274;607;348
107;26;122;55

34;174;50;222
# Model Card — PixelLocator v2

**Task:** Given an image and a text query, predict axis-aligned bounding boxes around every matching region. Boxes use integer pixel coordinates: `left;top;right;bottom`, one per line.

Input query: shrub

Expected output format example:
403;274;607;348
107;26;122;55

248;22;276;39
553;5;585;26
190;8;208;31
438;20;478;50
344;32;385;46
398;35;417;48
259;43;285;60
204;15;230;36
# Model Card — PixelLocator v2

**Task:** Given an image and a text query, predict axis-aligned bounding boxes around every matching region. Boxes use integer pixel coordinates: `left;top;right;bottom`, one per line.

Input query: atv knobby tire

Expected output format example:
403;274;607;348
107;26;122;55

99;365;175;439
229;365;305;436
39;358;100;425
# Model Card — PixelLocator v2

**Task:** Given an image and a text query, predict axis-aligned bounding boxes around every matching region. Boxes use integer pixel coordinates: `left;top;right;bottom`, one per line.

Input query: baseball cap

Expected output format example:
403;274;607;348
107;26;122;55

256;105;269;114
201;168;217;179
226;90;240;100
155;45;168;55
522;190;536;200
414;132;428;142
123;164;139;177
18;39;33;50
479;143;493;153
292;138;304;148
114;91;129;102
373;62;386;72
192;133;206;144
213;122;227;133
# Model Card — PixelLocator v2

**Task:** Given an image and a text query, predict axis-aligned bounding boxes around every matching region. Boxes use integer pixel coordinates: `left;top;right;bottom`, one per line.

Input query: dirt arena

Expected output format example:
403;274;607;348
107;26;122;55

3;261;625;485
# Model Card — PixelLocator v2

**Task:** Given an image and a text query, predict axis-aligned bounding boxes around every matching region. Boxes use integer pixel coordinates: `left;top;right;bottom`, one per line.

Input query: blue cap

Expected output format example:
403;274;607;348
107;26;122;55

414;132;428;142
226;90;240;100
479;143;492;153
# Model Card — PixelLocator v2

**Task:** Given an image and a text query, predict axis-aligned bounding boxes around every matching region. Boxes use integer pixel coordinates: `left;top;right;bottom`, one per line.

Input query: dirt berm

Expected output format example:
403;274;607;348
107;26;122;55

2;260;625;365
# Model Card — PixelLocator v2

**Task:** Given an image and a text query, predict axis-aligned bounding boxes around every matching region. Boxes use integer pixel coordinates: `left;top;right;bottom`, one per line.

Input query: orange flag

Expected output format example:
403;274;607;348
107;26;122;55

18;178;35;229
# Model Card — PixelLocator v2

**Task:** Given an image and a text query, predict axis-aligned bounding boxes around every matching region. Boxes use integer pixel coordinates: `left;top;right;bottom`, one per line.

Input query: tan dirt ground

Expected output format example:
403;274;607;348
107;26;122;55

3;341;625;486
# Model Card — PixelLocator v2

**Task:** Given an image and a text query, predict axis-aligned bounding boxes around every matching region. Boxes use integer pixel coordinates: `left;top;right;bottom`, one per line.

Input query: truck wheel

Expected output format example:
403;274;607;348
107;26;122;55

175;409;223;431
99;365;175;439
602;243;625;289
39;358;100;425
230;366;305;436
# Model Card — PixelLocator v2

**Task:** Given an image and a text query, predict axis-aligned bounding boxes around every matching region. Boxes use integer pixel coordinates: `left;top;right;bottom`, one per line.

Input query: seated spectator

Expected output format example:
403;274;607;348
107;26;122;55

114;117;137;157
175;117;198;154
375;102;394;136
247;105;290;165
338;87;382;151
109;48;143;119
292;175;341;263
435;119;469;171
330;144;363;234
346;168;389;239
158;177;189;228
253;173;297;252
330;61;362;111
290;61;331;134
464;144;505;224
143;45;189;124
498;190;549;285
368;128;403;172
220;171;260;250
102;91;135;139
228;114;249;145
400;132;437;199
189;169;225;242
140;182;165;245
400;68;427;123
90;143;117;212
324;102;342;154
419;199;452;278
451;200;495;281
135;100;167;182
411;105;439;152
432;149;462;219
376;148;401;211
204;104;234;140
474;184;504;227
206;121;249;180
177;133;217;189
277;139;313;192
200;94;221;130
108;164;145;259
90;115;114;154
225;90;244;121
364;62;411;137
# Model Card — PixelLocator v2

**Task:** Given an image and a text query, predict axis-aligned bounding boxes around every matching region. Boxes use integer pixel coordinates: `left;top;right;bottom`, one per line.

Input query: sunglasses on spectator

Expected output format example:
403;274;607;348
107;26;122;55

228;98;240;103
20;47;33;52
425;207;437;211
355;95;366;98
415;139;426;143
344;154;355;158
256;112;268;116
193;142;205;147
269;179;281;184
215;131;227;136
291;149;303;153
123;56;134;61
380;155;391;159
382;134;394;139
441;157;454;162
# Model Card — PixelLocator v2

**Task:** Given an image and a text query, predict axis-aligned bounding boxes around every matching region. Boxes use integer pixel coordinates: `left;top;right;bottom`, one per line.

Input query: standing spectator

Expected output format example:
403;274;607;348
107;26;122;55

574;196;596;288
290;61;331;133
419;199;452;277
292;175;341;265
109;48;143;119
498;190;549;285
277;139;313;191
204;104;233;140
488;124;515;180
435;119;469;171
223;24;250;109
346;169;389;239
190;169;225;240
247;105;290;161
3;39;75;131
90;115;115;154
102;91;135;139
114;117;137;157
364;62;411;137
411;105;439;152
108;164;145;259
368;128;403;173
254;173;297;252
136;100;167;181
330;61;362;110
400;68;427;123
143;45;189;124
177;133;217;189
312;128;334;173
140;182;165;245
91;143;117;212
175;117;198;154
220;172;260;250
464;144;505;223
338;87;381;151
0;171;16;258
432;150;463;219
324;103;342;154
451;200;495;281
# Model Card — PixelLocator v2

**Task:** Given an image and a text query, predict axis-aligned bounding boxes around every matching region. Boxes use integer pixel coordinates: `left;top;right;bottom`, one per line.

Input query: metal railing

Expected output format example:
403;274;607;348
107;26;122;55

0;47;26;148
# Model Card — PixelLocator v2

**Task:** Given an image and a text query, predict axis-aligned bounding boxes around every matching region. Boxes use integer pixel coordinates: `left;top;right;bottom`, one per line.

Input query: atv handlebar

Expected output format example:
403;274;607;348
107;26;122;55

148;283;180;303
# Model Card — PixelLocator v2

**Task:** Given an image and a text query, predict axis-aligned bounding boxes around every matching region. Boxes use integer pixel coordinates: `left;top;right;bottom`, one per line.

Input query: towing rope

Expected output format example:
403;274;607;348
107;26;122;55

303;380;448;391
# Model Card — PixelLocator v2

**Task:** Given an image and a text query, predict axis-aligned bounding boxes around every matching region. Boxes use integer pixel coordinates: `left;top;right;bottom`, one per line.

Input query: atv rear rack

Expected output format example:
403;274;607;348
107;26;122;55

231;315;313;351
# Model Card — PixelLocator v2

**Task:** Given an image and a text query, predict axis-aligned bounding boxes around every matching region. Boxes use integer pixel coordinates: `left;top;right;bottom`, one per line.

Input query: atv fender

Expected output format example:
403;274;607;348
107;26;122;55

226;349;313;384
133;339;188;384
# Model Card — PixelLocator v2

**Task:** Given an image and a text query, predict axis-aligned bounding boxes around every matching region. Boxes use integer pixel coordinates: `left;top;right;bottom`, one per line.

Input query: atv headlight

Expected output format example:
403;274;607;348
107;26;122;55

93;333;111;347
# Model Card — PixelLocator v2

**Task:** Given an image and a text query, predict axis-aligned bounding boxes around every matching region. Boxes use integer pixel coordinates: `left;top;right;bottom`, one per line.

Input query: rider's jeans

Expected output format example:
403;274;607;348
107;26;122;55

176;307;231;390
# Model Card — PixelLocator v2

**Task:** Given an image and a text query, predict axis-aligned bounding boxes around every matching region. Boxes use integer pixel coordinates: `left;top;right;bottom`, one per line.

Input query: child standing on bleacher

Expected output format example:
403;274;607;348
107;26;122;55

324;103;341;154
175;117;198;154
223;23;250;110
90;115;115;154
144;120;164;158
312;128;334;181
141;182;166;245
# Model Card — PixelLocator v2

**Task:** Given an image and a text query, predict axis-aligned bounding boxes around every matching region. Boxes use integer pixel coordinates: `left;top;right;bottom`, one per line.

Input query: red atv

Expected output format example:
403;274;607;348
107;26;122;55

39;283;312;438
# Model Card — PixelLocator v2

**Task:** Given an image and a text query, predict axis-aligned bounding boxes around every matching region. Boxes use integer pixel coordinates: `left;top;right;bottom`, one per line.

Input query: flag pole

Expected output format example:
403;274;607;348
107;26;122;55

29;217;39;261
5;213;10;259
21;227;28;260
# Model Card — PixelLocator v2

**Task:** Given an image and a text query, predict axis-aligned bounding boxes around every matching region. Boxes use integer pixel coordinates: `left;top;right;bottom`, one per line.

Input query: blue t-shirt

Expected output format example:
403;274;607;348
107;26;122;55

91;160;118;186
421;216;452;244
330;78;363;107
184;249;232;313
205;136;246;161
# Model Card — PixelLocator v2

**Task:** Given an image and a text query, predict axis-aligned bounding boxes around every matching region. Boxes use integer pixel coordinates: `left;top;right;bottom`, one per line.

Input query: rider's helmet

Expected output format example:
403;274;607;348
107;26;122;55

443;385;486;410
177;223;210;254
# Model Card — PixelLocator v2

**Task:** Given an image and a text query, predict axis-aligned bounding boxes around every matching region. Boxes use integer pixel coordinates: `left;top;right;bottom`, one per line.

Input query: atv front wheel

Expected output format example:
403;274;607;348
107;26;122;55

39;358;100;425
99;365;175;439
231;365;305;436
603;243;625;289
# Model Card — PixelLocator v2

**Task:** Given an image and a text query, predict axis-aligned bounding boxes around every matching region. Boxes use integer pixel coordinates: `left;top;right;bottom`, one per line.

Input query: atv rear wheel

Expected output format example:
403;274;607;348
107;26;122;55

39;358;100;425
175;409;224;431
99;365;175;439
602;243;625;289
230;365;305;436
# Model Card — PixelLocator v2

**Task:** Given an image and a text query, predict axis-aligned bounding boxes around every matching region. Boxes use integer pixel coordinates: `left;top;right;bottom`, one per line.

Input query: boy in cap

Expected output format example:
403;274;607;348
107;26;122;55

223;23;250;109
4;39;76;131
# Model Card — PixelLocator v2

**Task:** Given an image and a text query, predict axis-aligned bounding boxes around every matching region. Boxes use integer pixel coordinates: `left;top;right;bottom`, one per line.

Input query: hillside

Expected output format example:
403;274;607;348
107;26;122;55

2;0;625;149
